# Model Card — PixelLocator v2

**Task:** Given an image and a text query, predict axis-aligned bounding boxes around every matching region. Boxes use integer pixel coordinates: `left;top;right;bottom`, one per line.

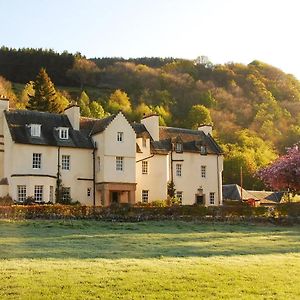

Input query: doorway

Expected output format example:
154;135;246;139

196;195;204;205
111;191;119;204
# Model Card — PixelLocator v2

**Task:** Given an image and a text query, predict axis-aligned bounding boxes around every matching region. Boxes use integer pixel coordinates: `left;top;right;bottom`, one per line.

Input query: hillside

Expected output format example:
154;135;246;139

1;47;300;189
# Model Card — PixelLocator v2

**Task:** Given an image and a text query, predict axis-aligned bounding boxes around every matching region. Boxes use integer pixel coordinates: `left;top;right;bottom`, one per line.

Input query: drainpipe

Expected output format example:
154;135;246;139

56;147;61;203
92;143;96;207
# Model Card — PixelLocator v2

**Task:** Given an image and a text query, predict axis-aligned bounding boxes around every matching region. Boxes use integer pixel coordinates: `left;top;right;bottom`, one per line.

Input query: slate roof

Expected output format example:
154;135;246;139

131;123;151;138
157;127;223;154
5;110;94;149
222;184;258;201
90;114;116;135
223;184;283;204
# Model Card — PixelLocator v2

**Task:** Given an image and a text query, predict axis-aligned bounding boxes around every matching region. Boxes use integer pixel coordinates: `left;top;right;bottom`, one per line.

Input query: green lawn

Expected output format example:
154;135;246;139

0;220;299;299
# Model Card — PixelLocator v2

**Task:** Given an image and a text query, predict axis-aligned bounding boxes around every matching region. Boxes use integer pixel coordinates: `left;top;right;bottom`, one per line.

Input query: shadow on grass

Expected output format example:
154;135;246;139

0;220;299;259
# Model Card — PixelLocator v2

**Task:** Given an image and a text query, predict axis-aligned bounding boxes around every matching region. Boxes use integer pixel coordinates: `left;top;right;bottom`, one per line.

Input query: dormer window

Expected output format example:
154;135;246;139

59;127;69;139
30;124;41;137
175;142;183;153
200;145;207;155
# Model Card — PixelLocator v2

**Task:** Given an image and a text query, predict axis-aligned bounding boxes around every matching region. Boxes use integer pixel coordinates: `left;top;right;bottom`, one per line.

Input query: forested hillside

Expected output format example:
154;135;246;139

1;47;300;189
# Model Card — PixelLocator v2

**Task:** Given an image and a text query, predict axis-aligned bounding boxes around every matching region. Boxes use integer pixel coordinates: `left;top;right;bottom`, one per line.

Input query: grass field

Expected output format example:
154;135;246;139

0;220;299;299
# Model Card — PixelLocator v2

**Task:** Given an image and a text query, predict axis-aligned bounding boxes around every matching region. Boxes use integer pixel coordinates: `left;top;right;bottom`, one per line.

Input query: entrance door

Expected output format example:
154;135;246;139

111;192;119;204
196;195;204;205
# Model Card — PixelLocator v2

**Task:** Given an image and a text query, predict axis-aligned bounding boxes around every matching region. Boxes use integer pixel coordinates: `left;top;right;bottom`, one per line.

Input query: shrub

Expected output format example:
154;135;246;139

0;195;14;206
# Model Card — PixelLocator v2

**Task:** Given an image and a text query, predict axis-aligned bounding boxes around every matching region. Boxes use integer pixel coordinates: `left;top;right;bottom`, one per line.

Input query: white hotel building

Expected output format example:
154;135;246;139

0;98;223;206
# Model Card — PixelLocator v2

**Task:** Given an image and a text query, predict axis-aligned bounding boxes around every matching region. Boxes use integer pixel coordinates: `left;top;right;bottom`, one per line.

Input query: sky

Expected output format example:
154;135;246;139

1;0;300;78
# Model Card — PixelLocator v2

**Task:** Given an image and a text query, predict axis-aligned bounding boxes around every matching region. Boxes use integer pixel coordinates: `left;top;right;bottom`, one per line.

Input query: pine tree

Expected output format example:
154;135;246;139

27;68;66;113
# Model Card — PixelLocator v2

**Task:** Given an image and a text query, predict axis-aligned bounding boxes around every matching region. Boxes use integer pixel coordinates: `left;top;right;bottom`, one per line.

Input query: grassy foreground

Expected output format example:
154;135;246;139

0;220;299;299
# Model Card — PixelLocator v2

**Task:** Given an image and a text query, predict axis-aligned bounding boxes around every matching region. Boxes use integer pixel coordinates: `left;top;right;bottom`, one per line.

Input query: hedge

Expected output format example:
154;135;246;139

0;203;299;223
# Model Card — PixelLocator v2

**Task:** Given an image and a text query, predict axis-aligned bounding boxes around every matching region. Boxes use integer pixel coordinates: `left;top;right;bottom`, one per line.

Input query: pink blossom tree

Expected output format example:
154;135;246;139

257;146;300;193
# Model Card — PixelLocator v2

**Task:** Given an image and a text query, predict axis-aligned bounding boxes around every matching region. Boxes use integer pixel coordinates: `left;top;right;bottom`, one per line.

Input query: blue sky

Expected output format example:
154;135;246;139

1;0;300;78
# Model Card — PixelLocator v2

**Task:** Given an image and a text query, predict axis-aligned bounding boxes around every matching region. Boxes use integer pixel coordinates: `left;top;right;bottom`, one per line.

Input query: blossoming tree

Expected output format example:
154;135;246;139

257;146;300;193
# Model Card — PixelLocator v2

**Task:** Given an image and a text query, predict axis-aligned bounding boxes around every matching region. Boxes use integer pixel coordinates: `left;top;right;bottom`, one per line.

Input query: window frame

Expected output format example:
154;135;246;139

17;185;27;203
209;192;215;205
87;188;91;197
117;132;124;142
61;155;70;170
59;127;69;140
176;191;183;203
30;124;41;137
142;190;149;203
62;187;71;202
142;138;147;148
34;185;43;203
116;156;124;171
201;165;206;178
176;163;182;177
32;153;42;169
142;161;148;174
49;186;54;203
175;142;183;153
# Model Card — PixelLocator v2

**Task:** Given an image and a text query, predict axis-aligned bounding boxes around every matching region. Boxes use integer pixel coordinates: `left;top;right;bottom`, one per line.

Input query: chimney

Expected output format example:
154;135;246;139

198;124;212;136
64;104;80;130
0;96;9;111
141;114;159;141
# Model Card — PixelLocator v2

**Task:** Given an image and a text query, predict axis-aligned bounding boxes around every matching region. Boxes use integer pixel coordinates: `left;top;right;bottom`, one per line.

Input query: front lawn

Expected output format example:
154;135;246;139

0;220;299;299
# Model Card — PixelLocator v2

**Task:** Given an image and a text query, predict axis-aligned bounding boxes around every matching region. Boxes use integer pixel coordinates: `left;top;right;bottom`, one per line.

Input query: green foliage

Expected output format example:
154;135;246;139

0;76;17;106
107;89;132;114
27;68;68;113
16;81;34;109
223;129;278;189
187;104;212;129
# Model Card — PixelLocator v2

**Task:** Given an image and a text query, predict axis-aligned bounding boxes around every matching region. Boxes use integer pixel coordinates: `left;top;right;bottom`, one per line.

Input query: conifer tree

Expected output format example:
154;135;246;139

27;68;66;113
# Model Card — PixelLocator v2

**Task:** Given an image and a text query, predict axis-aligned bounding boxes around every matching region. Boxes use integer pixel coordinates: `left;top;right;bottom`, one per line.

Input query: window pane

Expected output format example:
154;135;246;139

32;153;41;169
201;165;206;178
34;185;43;202
209;192;215;205
176;164;182;176
62;155;70;170
17;185;26;202
142;161;148;174
142;190;149;203
117;132;123;142
116;157;123;171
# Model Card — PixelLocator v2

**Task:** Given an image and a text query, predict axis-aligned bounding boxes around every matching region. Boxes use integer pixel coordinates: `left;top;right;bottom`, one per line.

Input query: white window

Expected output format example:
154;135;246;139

201;165;206;178
200;145;207;155
176;191;183;203
61;155;70;170
34;185;43;203
175;143;183;153
17;185;26;202
209;192;215;205
59;127;69;139
142;161;148;174
142;138;147;147
116;157;124;171
87;188;91;197
62;187;71;202
117;132;124;142
142;190;149;203
49;186;54;202
30;124;41;137
176;164;182;177
32;153;41;169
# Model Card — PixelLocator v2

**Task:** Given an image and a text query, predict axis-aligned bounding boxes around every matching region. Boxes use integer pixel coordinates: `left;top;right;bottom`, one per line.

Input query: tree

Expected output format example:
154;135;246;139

90;101;105;119
78;91;91;117
27;68;67;113
187;104;212;129
0;76;17;107
107;89;132;114
67;57;100;90
257;145;300;193
17;81;34;109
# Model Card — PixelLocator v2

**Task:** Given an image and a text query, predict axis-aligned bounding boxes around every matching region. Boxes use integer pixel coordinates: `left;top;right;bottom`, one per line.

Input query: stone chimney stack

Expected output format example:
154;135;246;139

198;124;213;136
141;114;159;141
64;104;80;130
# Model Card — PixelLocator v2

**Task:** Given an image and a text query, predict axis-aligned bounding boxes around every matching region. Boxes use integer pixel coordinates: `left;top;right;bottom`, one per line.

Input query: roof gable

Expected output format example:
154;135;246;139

5;110;94;149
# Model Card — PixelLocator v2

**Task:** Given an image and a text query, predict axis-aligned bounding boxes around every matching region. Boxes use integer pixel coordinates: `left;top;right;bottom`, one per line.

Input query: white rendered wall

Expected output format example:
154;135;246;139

171;152;223;206
135;137;168;202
